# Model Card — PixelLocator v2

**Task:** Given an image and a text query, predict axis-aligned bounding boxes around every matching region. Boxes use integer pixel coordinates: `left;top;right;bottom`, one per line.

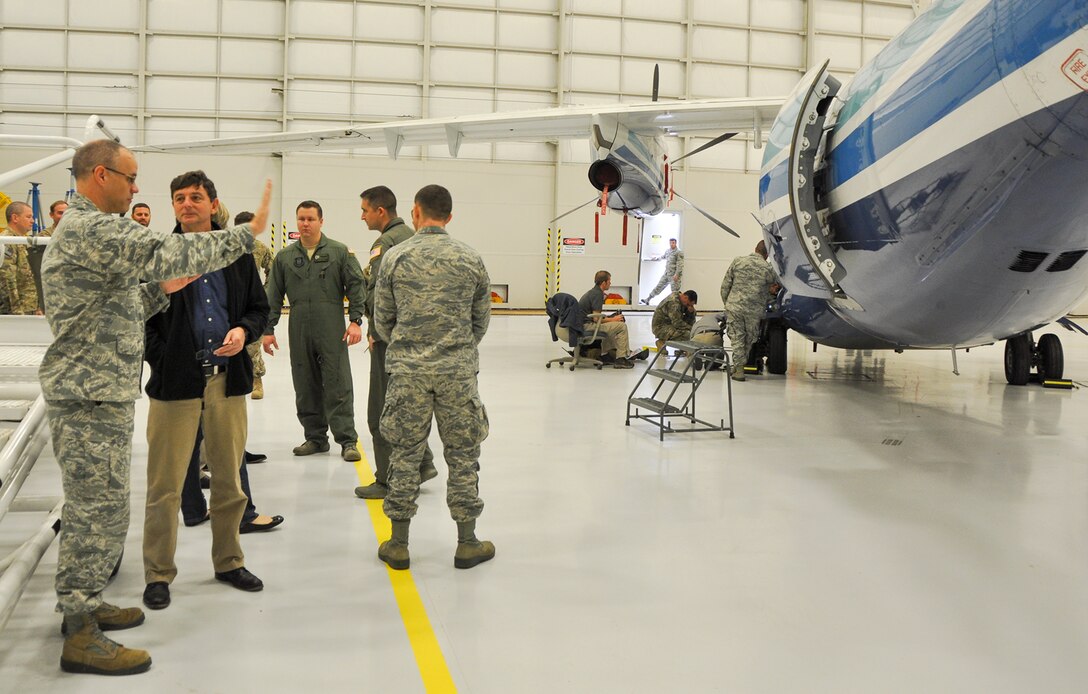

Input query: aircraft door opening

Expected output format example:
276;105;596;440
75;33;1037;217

638;210;682;307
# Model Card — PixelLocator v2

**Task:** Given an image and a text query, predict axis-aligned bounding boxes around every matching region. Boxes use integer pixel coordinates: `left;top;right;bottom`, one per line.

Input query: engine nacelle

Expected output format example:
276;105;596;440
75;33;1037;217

587;117;667;217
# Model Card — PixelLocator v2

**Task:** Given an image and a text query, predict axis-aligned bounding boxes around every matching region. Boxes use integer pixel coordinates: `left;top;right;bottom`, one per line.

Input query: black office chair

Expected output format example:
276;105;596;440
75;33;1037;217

545;293;605;371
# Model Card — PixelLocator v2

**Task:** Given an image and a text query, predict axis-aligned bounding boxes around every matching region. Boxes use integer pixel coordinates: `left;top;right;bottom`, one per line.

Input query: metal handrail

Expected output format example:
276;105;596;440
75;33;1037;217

0;115;119;190
0;502;62;634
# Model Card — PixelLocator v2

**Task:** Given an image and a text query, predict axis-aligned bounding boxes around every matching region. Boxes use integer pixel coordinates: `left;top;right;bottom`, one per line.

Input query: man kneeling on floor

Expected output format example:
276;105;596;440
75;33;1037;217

577;270;649;369
141;170;268;611
652;289;698;353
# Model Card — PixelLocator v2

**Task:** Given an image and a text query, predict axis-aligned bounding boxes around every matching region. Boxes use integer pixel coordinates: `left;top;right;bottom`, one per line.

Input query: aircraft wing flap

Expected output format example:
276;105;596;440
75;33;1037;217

132;97;784;156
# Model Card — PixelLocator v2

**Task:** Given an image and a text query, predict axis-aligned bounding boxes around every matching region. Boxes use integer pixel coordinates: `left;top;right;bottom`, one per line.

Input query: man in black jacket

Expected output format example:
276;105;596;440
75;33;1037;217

141;171;268;610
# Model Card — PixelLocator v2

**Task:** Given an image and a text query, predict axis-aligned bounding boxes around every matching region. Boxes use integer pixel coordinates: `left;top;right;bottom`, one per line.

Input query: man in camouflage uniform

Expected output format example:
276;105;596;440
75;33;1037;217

26;199;67;313
720;240;778;382
373;184;495;571
651;289;698;351
1;201;41;315
235;210;274;399
641;237;684;304
38;139;271;675
262;201;366;461
353;185;437;500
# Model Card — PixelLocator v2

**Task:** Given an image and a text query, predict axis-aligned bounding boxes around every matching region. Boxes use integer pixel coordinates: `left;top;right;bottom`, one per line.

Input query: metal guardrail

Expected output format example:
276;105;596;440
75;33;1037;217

0;315;58;636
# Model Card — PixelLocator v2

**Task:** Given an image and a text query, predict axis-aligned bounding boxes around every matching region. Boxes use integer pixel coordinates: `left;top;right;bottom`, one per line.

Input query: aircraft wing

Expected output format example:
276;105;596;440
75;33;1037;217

133;97;784;157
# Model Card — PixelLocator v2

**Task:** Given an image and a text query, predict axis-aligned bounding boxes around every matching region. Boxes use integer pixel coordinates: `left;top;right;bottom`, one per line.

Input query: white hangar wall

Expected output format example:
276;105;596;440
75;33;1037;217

0;0;924;307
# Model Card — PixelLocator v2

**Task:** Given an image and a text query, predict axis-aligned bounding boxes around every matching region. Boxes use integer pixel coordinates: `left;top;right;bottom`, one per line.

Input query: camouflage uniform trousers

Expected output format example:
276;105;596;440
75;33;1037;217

655;323;690;344
646;271;681;300
726;310;762;370
245;340;266;379
45;399;135;615
380;374;488;522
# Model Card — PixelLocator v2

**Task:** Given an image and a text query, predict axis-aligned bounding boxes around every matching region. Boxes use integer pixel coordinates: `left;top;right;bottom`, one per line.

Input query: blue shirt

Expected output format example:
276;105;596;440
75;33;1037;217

185;270;230;367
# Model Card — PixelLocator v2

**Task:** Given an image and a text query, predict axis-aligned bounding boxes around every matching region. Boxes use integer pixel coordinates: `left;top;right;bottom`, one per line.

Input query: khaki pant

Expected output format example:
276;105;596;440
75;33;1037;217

585;320;631;357
143;374;248;583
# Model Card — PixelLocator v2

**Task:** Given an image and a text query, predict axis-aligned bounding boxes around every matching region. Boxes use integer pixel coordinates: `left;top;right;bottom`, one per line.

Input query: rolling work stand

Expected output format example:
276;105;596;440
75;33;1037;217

625;340;736;441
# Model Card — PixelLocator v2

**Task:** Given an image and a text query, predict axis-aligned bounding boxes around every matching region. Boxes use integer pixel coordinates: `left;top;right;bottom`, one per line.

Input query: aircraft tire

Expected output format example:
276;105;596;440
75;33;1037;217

1004;335;1031;385
1037;333;1064;380
766;325;788;375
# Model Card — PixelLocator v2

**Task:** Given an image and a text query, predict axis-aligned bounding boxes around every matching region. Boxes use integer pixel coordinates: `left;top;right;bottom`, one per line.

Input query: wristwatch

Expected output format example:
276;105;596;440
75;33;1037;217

350;317;363;326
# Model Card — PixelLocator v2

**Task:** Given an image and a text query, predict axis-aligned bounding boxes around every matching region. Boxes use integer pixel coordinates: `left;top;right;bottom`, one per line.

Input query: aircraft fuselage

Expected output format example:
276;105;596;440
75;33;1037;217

760;0;1088;350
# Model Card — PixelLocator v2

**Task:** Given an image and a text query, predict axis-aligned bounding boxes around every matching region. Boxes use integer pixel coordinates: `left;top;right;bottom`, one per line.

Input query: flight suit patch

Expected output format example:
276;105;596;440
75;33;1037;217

294;257;305;268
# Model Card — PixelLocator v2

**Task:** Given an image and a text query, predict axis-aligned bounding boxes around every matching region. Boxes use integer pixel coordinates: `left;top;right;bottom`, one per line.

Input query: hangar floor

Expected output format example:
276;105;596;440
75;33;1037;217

2;313;1087;693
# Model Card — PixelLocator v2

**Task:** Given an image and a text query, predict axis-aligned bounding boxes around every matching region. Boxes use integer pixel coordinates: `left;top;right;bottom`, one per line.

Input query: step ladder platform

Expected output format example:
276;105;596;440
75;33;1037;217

648;368;695;384
664;340;724;354
628;397;682;414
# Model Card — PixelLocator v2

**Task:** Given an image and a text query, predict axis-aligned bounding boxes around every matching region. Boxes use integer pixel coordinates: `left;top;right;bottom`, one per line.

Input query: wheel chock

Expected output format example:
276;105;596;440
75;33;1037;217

1042;379;1074;389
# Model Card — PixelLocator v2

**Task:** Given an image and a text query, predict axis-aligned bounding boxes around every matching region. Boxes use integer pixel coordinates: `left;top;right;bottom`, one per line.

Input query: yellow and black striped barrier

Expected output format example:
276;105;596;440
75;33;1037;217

555;227;561;294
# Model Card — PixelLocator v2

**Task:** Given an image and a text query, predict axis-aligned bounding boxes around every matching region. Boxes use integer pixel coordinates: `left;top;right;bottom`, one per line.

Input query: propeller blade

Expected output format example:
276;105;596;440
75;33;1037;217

671;132;739;165
652;64;660;102
672;190;741;238
549;196;599;224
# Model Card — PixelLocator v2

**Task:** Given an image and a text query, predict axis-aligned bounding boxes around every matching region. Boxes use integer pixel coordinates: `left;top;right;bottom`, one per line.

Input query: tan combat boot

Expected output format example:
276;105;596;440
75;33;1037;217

60;613;152;676
454;519;495;569
251;376;264;400
61;602;145;635
378;520;410;570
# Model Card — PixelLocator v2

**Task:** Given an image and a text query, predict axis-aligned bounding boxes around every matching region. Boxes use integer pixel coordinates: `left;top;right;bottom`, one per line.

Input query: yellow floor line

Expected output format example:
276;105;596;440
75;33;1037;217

353;451;457;693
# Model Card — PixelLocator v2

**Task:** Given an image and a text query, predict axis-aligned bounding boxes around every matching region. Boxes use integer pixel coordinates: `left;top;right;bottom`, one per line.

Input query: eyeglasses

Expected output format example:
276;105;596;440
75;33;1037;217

103;166;138;185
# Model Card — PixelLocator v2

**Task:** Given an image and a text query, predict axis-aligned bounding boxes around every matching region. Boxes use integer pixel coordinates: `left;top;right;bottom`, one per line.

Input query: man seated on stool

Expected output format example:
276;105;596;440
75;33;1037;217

577;270;648;369
651;290;697;354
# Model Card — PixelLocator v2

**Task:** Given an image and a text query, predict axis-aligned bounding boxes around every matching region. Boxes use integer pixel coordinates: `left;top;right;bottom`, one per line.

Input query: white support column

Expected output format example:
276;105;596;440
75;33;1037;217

137;0;148;145
280;0;291;132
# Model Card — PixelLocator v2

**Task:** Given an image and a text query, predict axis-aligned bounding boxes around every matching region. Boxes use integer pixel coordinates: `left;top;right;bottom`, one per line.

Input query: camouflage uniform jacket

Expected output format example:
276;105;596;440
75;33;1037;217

252;238;274;286
373;226;490;376
652;293;695;337
720;252;776;316
38;192;255;402
662;248;685;277
363;217;414;340
0;230;38;314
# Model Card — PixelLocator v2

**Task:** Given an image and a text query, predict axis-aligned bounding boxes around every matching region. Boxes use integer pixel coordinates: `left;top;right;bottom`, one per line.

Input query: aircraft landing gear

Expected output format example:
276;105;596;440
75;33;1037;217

766;324;788;375
1003;331;1064;385
1037;333;1064;380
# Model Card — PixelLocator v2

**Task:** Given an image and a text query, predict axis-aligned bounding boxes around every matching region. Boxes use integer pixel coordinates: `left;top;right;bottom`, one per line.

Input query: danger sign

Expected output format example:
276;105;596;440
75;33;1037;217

562;237;585;255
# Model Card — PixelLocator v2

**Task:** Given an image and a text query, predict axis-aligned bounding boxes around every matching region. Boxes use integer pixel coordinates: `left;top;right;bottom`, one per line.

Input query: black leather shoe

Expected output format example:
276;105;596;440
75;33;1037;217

183;511;210;527
215;567;264;592
142;582;170;610
239;515;284;534
243;450;268;464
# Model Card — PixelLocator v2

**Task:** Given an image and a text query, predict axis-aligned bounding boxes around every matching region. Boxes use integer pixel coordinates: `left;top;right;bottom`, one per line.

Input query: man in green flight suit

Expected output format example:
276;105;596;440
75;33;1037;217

353;185;437;500
262;200;366;461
